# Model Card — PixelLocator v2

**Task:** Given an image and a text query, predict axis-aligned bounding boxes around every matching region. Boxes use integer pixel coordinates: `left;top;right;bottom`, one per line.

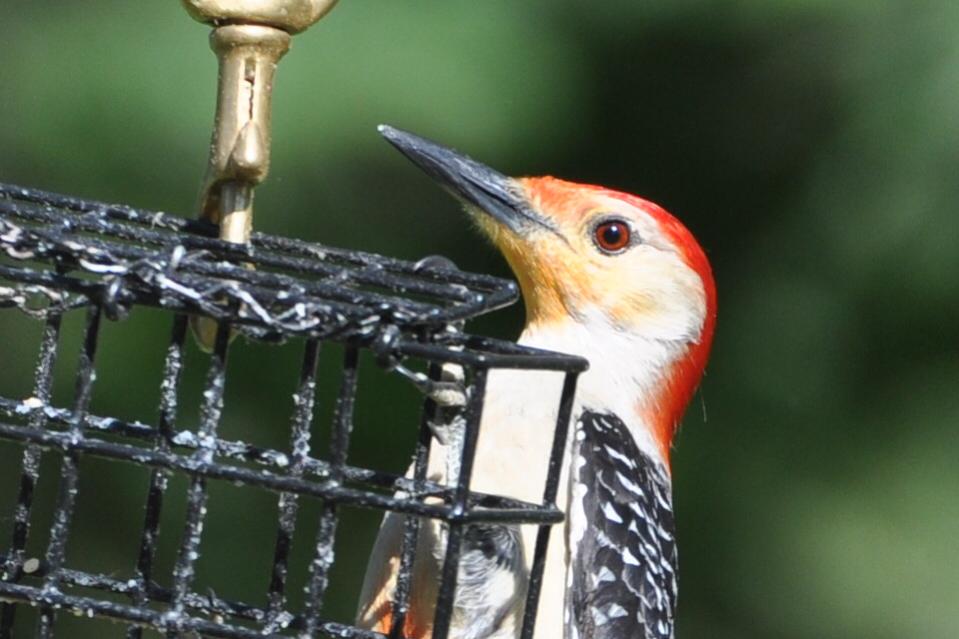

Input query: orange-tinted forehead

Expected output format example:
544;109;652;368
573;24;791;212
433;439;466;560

519;175;676;229
517;176;604;226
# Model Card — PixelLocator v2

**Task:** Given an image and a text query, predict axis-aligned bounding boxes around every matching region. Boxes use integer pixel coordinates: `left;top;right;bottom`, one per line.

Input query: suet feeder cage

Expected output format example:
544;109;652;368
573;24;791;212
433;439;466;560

0;3;585;638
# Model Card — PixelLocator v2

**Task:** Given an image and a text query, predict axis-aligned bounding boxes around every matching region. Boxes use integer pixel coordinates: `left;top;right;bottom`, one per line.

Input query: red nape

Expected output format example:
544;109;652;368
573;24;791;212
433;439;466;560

605;188;717;466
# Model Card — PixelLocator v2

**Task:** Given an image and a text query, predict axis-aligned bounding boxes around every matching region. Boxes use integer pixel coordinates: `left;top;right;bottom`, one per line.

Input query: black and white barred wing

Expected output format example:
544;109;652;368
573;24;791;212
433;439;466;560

566;411;678;639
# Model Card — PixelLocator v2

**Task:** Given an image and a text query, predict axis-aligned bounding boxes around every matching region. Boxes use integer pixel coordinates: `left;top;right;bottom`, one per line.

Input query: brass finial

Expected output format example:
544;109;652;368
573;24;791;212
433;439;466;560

182;1;339;34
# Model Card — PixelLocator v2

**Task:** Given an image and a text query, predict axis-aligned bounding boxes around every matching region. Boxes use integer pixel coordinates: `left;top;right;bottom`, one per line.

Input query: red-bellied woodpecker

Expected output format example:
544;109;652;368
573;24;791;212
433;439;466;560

357;126;717;639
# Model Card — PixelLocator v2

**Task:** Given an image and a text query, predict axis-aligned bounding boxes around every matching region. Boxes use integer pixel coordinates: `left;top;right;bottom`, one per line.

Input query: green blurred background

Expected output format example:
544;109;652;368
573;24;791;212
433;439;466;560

1;1;958;637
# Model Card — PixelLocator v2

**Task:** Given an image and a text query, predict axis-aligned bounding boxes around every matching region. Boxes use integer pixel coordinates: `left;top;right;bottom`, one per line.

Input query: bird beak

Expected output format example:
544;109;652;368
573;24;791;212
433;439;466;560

378;124;555;236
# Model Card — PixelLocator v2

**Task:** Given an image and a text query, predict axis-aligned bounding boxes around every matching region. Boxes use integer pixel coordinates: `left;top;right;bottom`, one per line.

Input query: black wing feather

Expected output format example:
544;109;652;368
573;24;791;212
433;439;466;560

568;410;677;639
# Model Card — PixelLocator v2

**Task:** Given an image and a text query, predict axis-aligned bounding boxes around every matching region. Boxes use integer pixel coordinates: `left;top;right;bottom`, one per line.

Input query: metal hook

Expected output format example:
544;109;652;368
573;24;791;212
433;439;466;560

182;0;339;348
198;24;289;244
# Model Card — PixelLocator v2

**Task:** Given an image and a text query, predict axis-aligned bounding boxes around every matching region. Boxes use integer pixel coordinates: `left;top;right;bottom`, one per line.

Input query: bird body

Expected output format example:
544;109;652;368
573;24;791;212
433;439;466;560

358;127;716;639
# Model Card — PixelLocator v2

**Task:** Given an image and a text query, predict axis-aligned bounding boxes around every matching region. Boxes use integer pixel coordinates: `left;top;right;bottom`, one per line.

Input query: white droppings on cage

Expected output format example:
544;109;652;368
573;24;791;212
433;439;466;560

263;610;295;633
15;503;31;524
0;283;73;318
155;274;203;302
39;584;62;597
172;431;199;447
169;244;186;269
78;259;127;275
234;288;273;324
18;396;43;412
262;451;290;468
159;609;185;630
71;573;98;587
290;411;313;460
160;350;184;409
0;222;35;260
62;240;87;253
310;543;336;585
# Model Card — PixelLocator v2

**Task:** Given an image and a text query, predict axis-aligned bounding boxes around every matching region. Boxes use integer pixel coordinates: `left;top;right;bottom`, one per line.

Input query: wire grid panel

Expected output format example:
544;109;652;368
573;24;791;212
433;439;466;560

0;184;587;638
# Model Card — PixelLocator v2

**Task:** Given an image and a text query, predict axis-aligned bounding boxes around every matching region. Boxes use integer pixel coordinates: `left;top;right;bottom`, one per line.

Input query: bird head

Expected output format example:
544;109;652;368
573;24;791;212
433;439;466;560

380;125;716;461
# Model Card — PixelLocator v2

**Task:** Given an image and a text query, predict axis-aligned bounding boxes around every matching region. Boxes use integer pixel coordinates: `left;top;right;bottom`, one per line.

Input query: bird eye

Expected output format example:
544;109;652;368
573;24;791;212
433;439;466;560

592;219;632;254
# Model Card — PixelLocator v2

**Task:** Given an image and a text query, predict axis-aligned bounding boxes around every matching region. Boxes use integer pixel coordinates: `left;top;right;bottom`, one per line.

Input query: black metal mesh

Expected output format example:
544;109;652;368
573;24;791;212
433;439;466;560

0;184;586;638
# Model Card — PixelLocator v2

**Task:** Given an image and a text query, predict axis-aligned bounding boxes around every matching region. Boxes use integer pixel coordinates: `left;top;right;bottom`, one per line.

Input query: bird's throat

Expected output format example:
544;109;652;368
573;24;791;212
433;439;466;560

520;317;699;466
